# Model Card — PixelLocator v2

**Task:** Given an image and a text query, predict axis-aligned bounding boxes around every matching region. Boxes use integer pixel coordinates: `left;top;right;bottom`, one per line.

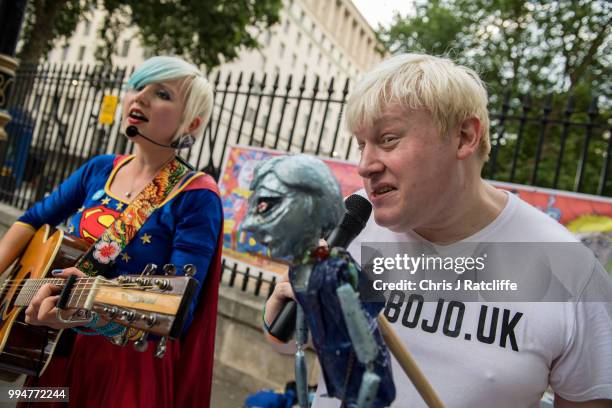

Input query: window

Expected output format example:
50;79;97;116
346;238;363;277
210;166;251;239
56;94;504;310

64;98;74;115
296;32;302;46
292;54;297;69
61;45;70;60
260;114;268;127
245;107;256;122
120;40;131;57
279;43;285;58
77;46;86;61
84;21;91;36
284;19;290;34
307;42;312;56
265;30;272;45
300;11;305;22
317;53;322;64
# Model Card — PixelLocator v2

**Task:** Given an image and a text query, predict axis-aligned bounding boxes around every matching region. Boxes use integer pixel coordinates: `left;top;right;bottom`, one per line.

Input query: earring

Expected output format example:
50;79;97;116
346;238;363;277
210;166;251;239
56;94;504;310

171;134;195;149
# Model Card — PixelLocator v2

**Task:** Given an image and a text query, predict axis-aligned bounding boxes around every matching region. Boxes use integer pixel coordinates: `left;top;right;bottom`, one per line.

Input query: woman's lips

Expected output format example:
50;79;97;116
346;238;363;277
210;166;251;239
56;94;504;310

127;116;145;125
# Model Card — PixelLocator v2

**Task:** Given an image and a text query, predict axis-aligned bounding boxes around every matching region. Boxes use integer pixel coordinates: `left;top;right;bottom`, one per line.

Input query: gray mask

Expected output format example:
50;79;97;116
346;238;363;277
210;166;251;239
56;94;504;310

241;155;344;260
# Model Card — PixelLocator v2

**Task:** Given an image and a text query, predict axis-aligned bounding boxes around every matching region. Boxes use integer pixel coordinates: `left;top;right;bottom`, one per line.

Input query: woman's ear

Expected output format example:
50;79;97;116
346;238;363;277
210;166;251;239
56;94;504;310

456;117;482;160
187;116;203;134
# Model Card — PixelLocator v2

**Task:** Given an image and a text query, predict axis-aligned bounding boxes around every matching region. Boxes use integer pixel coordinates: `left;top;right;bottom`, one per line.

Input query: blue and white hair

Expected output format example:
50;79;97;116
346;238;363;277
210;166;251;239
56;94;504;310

127;56;213;140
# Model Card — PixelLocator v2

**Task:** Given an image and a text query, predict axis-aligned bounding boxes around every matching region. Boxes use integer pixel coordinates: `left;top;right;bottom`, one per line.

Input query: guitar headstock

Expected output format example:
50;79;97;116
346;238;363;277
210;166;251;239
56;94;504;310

84;264;198;339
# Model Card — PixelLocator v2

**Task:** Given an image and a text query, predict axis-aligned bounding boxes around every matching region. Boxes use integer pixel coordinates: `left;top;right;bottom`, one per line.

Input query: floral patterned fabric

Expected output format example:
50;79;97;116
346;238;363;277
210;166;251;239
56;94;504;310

75;158;188;277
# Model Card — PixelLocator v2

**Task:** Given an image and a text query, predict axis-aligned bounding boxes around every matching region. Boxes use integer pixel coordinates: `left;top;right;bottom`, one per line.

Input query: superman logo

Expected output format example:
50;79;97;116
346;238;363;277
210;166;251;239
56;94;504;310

79;205;120;244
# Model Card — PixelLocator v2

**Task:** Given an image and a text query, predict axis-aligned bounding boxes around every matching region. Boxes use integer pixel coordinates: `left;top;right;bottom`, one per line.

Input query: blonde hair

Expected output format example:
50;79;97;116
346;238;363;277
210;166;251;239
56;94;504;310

346;53;491;159
128;56;214;141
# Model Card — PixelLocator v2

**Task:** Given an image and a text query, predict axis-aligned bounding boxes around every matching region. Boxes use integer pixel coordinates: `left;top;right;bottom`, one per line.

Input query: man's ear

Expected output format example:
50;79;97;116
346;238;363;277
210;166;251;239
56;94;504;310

187;116;203;134
457;117;482;160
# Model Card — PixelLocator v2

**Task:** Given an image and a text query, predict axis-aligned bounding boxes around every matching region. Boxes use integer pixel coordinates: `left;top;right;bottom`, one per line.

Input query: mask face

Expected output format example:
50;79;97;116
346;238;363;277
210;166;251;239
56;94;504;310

241;172;317;260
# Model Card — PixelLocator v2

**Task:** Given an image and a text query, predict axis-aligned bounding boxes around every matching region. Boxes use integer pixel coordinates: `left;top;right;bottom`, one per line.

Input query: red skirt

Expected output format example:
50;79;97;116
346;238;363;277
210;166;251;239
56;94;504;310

22;334;186;408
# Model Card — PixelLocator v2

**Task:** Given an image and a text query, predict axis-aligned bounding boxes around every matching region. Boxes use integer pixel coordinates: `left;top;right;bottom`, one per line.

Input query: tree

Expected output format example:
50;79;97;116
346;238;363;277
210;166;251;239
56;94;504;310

378;0;611;195
379;0;610;98
18;0;282;68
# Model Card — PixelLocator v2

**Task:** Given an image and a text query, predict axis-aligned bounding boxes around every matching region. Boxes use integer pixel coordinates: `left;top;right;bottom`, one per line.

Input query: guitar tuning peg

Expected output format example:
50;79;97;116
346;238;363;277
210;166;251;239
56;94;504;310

155;337;168;358
111;328;130;347
162;264;176;276
133;333;149;352
183;264;196;277
103;306;118;319
142;263;157;276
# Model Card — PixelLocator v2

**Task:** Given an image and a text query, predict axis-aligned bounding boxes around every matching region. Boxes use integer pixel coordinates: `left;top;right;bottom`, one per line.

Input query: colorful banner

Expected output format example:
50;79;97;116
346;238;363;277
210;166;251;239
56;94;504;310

218;145;612;274
489;181;612;271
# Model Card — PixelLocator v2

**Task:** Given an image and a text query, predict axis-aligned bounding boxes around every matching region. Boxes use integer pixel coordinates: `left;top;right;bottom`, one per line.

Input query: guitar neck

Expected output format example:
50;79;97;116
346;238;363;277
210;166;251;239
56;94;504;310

9;278;95;309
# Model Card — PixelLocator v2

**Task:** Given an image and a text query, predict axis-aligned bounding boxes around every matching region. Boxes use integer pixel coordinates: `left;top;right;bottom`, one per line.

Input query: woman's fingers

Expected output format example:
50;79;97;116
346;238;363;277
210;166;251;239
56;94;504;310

51;267;87;279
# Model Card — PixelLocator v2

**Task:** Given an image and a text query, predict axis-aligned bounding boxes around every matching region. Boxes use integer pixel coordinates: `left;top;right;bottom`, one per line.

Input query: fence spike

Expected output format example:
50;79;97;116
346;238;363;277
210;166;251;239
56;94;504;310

588;94;599;116
565;94;575;116
236;72;243;88
327;77;335;93
343;78;350;94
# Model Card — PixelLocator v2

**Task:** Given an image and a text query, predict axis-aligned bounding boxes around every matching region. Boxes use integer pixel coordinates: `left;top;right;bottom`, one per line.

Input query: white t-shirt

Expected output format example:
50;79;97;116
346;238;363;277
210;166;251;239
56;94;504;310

313;190;612;407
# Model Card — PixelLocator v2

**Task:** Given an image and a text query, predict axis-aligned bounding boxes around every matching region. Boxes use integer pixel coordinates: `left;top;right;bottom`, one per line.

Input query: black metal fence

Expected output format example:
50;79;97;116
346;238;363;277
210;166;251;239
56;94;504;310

0;62;610;217
221;258;277;298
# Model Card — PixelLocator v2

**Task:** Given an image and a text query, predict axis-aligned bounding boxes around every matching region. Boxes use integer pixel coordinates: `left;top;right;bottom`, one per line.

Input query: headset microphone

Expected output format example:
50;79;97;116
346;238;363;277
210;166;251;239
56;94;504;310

125;125;194;149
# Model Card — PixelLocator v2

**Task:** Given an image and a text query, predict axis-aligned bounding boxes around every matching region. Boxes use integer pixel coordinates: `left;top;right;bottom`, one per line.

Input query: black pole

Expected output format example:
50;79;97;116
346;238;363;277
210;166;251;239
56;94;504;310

0;0;28;144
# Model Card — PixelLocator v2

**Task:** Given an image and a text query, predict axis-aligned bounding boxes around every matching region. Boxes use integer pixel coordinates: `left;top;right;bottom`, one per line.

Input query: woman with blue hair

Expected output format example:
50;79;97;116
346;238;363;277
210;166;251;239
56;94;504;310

0;56;223;407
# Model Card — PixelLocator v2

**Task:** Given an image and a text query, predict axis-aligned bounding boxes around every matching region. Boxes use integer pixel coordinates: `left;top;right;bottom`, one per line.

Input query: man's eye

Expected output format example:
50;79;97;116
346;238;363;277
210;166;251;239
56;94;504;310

256;197;282;214
381;135;397;144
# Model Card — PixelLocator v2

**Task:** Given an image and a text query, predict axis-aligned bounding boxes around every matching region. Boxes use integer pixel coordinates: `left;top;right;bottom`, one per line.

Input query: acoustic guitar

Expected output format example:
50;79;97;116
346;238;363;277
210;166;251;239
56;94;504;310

0;224;198;380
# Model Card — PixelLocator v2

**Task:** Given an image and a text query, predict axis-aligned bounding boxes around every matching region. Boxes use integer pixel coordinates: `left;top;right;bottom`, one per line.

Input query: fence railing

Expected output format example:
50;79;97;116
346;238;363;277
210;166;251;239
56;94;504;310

0;62;610;216
221;258;277;299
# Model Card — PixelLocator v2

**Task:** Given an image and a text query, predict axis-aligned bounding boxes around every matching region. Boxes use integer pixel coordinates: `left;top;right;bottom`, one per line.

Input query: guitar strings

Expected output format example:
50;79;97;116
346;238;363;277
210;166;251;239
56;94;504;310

0;277;176;288
1;283;170;292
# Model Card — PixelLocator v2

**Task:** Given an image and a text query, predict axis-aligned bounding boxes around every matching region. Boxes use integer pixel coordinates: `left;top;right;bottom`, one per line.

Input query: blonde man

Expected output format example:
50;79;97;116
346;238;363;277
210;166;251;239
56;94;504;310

264;54;612;407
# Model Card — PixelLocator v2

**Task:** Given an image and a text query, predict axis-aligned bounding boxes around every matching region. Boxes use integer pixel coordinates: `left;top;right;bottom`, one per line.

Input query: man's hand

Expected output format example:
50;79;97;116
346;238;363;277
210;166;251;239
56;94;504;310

264;274;295;328
25;267;87;330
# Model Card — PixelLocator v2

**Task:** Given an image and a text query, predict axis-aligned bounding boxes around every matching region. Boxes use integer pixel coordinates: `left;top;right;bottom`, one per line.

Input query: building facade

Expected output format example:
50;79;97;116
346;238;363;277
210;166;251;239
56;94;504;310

40;0;386;166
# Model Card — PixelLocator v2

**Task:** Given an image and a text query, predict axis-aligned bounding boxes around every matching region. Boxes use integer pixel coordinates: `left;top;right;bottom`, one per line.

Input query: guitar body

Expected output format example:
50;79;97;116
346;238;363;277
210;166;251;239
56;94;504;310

0;224;89;380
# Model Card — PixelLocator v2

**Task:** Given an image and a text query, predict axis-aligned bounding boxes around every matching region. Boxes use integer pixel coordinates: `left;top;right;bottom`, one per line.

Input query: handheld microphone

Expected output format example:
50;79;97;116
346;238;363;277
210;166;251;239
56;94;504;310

268;194;373;342
125;125;195;149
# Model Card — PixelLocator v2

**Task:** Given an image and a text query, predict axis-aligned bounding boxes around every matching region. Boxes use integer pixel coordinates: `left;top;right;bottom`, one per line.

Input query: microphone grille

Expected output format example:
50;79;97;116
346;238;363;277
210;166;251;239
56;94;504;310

126;125;138;137
344;194;372;226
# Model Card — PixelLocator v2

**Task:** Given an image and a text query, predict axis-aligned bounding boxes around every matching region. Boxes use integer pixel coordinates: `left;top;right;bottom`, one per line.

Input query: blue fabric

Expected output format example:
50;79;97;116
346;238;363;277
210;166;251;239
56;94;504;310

290;250;396;407
18;154;223;334
244;389;295;408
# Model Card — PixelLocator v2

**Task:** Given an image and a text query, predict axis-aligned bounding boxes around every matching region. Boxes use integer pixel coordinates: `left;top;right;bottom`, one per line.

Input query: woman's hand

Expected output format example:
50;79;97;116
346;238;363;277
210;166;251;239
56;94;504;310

25;267;88;330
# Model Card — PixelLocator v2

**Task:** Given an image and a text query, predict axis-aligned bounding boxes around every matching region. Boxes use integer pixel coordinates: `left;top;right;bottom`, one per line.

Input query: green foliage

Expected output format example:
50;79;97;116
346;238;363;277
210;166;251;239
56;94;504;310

20;0;282;68
379;0;611;195
379;0;610;97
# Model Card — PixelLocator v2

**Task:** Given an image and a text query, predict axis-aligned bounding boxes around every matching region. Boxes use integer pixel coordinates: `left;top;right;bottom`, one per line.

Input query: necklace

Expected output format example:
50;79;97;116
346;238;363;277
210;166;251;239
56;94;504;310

125;175;149;199
124;157;175;200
